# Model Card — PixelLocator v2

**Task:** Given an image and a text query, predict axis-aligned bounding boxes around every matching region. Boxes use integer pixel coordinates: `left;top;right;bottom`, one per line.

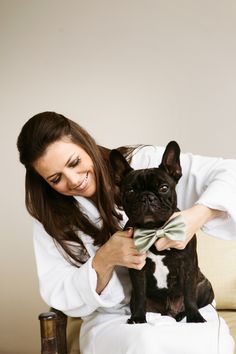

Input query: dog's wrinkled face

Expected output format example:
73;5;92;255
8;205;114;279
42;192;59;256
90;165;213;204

110;141;182;228
119;168;178;228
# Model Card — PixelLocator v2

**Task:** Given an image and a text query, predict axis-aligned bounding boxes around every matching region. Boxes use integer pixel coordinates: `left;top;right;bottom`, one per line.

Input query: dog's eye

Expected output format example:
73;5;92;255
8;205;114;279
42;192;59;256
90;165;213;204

127;188;134;194
158;184;169;193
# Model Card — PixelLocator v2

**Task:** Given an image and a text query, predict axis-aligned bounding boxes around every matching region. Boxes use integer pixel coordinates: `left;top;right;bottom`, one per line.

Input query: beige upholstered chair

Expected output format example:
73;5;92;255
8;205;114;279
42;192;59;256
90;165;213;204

197;231;236;354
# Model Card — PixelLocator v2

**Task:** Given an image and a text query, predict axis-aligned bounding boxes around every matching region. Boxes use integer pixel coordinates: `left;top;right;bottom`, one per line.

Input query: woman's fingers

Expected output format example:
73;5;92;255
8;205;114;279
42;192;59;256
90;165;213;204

105;229;146;269
128;253;147;270
155;237;186;251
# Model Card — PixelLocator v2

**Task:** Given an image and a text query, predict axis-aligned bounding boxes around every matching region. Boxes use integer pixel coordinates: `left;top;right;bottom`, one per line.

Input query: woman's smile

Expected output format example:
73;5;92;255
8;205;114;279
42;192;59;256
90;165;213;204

73;172;89;192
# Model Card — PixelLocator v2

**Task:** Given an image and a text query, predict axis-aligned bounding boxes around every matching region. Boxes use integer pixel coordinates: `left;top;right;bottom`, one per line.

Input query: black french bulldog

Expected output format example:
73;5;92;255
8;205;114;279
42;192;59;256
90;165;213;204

110;141;214;324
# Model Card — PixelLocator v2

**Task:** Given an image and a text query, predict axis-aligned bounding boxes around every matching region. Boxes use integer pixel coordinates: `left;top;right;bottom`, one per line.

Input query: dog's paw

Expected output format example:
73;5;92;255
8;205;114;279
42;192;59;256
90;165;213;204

127;317;147;324
175;312;186;322
186;312;206;323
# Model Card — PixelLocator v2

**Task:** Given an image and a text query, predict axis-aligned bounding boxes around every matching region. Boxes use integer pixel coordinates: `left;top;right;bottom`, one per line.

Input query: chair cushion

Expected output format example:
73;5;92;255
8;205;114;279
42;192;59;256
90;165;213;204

197;231;236;310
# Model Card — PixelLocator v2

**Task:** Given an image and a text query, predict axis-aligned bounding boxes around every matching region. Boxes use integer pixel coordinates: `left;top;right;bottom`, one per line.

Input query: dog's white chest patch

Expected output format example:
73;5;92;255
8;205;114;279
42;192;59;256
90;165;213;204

147;252;169;289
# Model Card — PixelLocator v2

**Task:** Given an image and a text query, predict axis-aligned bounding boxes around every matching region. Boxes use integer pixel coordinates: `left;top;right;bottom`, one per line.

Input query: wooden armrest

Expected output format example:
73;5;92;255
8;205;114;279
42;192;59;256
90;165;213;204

39;308;68;354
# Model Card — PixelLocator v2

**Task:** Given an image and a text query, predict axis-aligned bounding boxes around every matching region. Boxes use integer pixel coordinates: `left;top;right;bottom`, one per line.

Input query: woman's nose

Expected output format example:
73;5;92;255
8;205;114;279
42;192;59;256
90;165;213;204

66;172;80;189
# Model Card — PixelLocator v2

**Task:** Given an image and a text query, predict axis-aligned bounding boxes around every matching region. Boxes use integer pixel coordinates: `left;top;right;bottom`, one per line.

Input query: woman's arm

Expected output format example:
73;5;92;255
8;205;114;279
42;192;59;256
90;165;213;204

33;221;146;315
155;204;225;251
33;221;123;317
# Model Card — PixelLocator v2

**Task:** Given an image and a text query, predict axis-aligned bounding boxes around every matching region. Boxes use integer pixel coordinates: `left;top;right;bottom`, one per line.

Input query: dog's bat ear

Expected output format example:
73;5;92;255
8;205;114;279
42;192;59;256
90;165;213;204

109;149;133;185
159;141;182;182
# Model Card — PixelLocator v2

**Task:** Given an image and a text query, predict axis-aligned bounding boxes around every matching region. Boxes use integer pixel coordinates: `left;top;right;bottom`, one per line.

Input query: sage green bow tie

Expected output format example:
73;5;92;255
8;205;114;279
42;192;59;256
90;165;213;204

133;215;186;253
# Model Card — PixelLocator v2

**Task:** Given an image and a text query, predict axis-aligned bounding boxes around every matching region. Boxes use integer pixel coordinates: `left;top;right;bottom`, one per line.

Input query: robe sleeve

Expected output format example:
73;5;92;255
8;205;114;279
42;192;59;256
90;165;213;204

33;220;126;317
130;145;236;240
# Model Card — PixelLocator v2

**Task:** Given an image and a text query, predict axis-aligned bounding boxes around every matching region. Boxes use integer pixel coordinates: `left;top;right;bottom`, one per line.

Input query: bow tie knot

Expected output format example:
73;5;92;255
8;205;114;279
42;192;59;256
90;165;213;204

133;215;186;253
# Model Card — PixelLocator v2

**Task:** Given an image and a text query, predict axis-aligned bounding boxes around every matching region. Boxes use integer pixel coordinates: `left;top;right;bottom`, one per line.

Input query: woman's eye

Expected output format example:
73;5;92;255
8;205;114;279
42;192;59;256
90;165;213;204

50;175;61;184
159;184;169;193
69;158;81;168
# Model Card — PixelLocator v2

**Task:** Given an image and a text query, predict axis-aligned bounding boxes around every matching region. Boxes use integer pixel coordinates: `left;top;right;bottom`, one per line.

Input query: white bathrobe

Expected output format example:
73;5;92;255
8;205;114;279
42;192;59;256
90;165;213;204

33;146;236;354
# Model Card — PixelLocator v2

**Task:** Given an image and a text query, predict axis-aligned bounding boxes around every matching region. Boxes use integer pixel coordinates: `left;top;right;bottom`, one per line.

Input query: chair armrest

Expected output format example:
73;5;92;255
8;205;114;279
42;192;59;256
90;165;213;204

39;308;68;354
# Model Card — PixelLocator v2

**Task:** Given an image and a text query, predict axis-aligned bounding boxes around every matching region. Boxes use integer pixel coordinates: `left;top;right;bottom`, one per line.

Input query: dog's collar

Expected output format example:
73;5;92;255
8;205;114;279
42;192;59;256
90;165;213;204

133;215;186;253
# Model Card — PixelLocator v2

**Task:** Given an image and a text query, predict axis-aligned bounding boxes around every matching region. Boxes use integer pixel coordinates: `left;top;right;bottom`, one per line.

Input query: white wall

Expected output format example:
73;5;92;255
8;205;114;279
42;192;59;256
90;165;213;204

1;1;236;353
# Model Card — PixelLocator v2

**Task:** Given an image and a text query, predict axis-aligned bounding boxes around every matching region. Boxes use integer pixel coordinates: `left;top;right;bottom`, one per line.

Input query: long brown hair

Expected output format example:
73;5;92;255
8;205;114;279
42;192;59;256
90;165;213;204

17;112;137;265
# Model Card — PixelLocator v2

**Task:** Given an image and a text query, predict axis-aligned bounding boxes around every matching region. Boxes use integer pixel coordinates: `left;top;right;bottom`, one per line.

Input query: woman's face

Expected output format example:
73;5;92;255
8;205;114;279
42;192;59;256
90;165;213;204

33;138;96;199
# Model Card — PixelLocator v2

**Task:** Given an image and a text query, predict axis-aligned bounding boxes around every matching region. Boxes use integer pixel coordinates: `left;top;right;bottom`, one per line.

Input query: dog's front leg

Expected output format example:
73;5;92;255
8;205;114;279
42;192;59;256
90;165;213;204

183;270;206;323
127;267;147;324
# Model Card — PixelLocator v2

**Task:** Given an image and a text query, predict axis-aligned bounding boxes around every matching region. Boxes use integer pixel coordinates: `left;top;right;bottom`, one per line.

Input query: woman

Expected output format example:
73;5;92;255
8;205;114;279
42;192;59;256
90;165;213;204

17;111;235;354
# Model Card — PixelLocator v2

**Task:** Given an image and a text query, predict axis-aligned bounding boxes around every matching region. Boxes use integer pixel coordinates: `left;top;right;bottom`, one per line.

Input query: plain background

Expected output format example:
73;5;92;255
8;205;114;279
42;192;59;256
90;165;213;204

1;1;236;353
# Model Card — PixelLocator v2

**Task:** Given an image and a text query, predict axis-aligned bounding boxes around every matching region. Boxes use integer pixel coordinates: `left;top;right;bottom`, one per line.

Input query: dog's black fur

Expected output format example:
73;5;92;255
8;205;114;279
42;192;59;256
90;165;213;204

110;141;214;324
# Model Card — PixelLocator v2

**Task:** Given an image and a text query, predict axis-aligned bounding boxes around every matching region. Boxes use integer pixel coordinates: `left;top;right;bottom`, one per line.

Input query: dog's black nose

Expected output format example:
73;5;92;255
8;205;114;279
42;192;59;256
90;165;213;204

141;193;156;203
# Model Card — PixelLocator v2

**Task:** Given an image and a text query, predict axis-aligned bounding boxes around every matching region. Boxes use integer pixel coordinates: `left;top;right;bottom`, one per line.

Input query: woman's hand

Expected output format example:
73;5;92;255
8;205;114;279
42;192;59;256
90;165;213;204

92;229;146;293
155;204;225;251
